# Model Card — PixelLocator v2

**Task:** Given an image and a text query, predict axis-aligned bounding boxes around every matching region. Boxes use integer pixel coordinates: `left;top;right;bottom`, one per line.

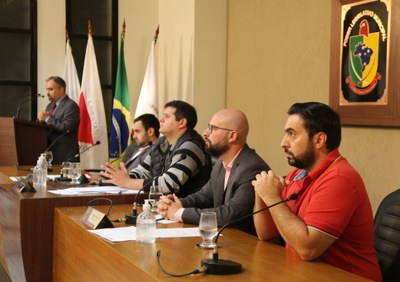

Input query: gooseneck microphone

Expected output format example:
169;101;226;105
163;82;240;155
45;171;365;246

170;153;187;167
111;141;153;165
201;193;299;275
45;130;70;152
157;193;299;277
123;186;148;224
56;141;101;181
15;93;44;119
115;153;187;224
66;140;101;162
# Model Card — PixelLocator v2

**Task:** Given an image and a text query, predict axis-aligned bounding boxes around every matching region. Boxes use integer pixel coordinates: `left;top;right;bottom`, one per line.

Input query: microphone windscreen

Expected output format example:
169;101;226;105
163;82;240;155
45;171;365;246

95;141;101;145
289;193;298;200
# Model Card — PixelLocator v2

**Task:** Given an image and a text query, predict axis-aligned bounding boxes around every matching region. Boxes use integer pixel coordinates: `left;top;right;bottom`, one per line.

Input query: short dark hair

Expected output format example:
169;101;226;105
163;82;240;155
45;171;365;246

134;114;160;137
46;76;66;90
288;102;341;151
164;100;197;129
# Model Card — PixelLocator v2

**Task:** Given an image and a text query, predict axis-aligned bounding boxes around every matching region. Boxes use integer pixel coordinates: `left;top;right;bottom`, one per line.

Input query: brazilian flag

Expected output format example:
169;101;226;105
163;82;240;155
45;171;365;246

109;27;131;164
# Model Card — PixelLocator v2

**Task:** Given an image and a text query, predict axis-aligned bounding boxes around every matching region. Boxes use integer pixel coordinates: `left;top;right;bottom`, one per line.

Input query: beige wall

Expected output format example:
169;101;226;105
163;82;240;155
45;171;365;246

37;0;226;133
226;0;400;213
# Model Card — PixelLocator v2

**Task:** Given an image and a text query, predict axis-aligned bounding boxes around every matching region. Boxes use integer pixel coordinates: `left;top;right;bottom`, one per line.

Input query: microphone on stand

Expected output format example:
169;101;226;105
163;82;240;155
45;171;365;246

156;193;299;277
123;186;148;224
170;153;187;167
111;141;153;166
201;193;299;275
118;153;187;224
56;141;101;182
15;93;44;119
45;130;70;152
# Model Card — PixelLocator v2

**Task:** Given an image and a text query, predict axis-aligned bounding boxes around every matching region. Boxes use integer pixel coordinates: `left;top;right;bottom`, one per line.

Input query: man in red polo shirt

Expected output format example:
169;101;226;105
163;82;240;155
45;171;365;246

252;102;381;282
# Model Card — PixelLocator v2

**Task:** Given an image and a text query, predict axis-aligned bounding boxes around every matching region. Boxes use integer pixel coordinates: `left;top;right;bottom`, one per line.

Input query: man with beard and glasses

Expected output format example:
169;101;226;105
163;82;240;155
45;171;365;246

157;109;270;235
252;102;381;282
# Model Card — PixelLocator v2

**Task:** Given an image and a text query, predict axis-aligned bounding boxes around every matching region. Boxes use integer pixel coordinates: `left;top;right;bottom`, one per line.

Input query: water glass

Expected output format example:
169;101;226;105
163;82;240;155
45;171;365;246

198;212;217;249
148;185;163;213
62;162;71;179
69;162;81;185
44;151;53;168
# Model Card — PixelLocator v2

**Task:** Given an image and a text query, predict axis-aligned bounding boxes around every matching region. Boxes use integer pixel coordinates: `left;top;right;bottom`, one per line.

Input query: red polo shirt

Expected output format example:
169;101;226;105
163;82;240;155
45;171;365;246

282;149;381;282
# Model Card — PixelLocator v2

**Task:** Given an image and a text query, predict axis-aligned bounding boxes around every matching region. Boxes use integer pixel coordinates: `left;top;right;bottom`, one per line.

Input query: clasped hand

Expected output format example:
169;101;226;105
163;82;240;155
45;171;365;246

252;170;289;205
157;194;182;221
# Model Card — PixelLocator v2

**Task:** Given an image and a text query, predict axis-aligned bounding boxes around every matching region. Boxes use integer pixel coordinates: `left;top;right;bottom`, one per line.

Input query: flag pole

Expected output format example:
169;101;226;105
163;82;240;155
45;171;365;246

88;20;92;35
154;25;159;44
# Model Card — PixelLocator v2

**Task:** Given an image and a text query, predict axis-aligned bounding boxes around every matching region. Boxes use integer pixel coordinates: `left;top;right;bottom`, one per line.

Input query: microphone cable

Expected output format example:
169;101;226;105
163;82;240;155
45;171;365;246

86;197;113;216
156;193;299;276
156;250;207;277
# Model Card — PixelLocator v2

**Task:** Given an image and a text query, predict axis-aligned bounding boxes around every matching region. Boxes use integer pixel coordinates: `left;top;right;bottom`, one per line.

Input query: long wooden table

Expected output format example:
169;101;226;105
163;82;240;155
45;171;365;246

53;205;371;281
0;166;142;282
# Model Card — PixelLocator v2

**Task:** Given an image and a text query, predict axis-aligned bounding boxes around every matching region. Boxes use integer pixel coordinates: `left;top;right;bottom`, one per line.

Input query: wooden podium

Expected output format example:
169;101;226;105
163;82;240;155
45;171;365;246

0;118;51;166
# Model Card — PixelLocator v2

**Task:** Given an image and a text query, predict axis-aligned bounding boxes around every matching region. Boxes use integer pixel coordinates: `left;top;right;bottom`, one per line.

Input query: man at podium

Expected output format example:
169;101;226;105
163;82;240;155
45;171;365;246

37;76;80;164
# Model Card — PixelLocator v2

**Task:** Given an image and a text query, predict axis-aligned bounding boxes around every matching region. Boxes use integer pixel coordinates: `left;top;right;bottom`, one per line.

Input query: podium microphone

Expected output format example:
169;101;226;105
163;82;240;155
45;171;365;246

156;193;299;277
15;93;44;119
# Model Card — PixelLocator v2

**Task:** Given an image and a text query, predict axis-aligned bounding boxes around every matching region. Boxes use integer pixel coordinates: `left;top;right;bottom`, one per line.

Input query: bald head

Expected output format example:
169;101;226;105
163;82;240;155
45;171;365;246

212;109;249;142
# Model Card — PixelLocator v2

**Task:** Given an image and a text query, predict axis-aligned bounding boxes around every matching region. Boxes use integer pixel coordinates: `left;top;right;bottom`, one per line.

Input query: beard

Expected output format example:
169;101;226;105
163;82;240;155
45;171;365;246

205;138;229;157
285;141;315;170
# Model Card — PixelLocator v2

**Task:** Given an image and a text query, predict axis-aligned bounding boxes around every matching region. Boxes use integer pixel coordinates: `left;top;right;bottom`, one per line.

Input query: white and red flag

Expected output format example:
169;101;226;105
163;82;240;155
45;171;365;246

78;22;108;168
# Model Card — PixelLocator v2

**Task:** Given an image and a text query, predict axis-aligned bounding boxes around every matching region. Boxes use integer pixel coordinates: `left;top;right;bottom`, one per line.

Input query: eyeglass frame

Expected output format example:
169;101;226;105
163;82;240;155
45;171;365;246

207;124;234;134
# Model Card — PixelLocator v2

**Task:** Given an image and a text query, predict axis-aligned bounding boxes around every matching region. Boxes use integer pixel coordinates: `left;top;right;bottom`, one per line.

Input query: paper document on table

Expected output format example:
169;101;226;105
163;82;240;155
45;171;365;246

47;186;137;195
155;214;177;224
89;227;200;243
89;226;136;242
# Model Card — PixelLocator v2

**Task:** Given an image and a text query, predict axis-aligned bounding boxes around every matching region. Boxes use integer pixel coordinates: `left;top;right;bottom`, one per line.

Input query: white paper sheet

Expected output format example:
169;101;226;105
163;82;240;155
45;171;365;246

89;227;201;242
47;186;137;195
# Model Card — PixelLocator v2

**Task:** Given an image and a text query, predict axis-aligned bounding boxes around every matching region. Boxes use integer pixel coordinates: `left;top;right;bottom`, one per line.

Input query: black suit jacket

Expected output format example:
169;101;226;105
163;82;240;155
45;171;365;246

45;95;80;164
181;144;270;235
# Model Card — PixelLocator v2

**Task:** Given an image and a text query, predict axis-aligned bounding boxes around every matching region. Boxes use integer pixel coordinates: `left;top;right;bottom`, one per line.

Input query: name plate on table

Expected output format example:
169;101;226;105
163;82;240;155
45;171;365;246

81;206;114;229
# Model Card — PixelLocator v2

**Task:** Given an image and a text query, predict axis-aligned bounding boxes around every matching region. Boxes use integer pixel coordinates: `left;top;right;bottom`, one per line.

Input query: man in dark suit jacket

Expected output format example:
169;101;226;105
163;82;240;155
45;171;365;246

158;109;270;235
37;76;80;164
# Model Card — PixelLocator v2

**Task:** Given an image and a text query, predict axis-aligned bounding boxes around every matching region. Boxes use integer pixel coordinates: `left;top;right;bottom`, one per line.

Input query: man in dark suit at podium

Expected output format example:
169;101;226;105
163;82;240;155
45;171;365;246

37;76;80;164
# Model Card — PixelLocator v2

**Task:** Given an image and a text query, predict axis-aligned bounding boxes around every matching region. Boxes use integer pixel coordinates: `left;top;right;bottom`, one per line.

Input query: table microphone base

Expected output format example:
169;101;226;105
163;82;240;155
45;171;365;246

201;258;242;275
125;213;138;224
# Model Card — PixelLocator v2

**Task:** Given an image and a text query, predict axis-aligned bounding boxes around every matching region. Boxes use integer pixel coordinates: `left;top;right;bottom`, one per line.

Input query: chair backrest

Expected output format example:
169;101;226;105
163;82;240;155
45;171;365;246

374;189;400;282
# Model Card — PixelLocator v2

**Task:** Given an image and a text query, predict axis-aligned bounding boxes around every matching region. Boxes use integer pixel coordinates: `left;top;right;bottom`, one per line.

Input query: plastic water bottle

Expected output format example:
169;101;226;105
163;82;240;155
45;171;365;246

33;154;47;191
136;200;156;243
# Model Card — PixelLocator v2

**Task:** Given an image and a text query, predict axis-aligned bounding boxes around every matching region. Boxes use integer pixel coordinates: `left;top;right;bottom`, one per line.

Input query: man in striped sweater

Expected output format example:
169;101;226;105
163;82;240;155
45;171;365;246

101;100;212;197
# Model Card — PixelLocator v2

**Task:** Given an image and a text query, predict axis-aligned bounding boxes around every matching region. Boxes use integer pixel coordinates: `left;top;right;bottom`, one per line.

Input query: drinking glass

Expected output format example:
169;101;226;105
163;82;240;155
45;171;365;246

69;162;81;185
148;185;163;213
198;212;217;249
44;151;53;168
61;162;71;180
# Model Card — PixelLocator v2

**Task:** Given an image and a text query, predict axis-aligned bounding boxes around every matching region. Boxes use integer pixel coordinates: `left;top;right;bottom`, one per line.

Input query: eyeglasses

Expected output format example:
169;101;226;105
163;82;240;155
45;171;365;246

207;124;234;134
